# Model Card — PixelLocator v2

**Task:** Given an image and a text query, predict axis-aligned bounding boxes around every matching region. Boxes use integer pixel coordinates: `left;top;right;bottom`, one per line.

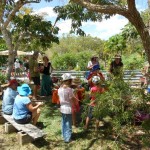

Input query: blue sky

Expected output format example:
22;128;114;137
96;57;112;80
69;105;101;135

28;0;148;40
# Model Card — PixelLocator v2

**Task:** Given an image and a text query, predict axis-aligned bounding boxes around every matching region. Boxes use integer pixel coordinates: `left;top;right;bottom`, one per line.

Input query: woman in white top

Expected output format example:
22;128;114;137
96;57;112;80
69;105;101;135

58;73;76;143
87;56;99;70
86;55;100;79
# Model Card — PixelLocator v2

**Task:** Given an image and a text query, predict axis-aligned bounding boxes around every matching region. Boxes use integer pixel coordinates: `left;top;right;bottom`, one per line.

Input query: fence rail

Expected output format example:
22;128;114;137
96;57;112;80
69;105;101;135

51;70;143;88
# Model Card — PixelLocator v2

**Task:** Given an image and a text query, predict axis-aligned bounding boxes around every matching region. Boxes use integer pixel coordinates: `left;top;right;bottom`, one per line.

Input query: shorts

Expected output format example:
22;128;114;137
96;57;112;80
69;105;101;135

14;112;32;124
87;106;94;119
31;76;40;85
87;106;101;120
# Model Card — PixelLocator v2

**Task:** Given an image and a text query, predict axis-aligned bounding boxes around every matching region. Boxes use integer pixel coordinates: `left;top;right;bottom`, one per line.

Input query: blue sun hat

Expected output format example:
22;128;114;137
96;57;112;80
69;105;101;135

92;64;100;72
17;83;31;96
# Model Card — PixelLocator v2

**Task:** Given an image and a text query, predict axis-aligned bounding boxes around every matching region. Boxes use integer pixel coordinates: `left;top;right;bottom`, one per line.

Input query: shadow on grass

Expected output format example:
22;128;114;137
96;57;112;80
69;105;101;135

36;121;45;129
32;137;65;149
32;137;49;148
99;128;143;150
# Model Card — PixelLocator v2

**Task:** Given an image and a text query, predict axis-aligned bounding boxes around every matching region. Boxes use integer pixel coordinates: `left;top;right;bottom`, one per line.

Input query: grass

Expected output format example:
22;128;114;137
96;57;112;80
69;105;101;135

0;98;150;150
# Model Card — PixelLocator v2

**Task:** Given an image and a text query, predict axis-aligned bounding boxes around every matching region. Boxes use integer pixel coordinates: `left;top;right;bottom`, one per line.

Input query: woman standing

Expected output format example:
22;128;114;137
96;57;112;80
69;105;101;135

40;56;53;96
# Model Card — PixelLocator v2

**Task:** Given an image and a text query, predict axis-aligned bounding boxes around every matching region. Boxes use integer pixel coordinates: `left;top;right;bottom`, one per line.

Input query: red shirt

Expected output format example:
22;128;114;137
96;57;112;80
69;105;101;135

90;86;105;106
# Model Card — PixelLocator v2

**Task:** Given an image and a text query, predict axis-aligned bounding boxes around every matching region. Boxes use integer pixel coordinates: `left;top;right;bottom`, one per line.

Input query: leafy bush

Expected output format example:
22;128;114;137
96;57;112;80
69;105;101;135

52;51;92;71
123;53;144;70
83;76;148;134
0;73;7;84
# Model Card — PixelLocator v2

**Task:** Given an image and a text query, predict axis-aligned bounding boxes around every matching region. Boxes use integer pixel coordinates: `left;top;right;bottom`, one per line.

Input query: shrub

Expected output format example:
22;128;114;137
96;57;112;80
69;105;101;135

0;73;7;84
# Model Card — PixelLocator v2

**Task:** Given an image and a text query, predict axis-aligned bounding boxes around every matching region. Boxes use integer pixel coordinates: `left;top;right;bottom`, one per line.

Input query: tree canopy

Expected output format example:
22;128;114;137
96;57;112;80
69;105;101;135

52;0;150;64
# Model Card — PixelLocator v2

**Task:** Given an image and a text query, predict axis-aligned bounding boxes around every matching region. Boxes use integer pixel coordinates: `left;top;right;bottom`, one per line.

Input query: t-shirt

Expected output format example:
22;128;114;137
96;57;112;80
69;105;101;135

14;61;20;69
90;86;105;106
110;61;123;75
29;56;40;77
2;87;18;115
12;95;31;120
58;87;74;114
87;61;100;69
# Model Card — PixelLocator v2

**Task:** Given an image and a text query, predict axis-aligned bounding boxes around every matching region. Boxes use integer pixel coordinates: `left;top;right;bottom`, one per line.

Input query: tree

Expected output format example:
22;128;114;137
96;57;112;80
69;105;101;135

0;0;59;79
0;0;41;79
53;0;150;64
50;35;104;70
105;34;126;55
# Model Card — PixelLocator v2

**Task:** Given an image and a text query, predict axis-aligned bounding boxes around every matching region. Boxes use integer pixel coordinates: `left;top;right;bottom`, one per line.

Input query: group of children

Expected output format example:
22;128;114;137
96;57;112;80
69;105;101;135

52;65;106;143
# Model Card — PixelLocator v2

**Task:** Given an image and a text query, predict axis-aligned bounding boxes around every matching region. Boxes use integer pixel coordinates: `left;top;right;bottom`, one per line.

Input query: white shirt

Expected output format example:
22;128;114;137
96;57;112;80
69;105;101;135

58;86;74;114
14;61;20;69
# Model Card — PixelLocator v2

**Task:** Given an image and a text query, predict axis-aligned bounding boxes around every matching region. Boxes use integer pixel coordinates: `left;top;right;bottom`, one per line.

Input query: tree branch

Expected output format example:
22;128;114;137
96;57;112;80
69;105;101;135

71;0;128;16
0;0;6;23
4;0;40;28
127;0;136;10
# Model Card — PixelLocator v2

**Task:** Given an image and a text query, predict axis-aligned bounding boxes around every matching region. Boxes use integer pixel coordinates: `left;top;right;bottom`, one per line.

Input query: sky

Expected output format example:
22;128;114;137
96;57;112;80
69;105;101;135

28;0;148;40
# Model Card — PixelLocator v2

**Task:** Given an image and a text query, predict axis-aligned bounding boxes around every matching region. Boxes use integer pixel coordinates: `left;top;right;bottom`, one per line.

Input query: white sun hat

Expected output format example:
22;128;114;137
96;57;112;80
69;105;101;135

61;73;73;81
92;76;101;84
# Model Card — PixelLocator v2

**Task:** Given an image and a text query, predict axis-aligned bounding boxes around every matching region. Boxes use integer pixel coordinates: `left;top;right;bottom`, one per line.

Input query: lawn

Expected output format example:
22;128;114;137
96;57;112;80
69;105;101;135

0;97;150;150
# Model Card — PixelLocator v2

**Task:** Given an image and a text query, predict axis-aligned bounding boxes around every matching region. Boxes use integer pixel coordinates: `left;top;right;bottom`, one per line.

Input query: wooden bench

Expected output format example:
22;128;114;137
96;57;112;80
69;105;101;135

0;112;46;146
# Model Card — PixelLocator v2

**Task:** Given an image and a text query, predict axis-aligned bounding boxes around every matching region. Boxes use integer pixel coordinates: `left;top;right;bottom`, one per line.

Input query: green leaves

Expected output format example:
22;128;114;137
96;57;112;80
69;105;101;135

12;14;59;51
54;3;103;36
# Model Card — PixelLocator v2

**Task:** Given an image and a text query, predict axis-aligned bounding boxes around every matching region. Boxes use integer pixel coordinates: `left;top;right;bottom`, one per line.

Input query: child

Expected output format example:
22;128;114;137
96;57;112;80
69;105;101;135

71;78;81;132
58;73;76;143
85;76;105;130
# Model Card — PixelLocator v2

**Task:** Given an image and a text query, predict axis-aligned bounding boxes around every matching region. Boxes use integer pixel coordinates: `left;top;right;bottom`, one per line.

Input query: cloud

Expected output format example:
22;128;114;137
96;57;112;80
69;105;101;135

57;20;72;34
32;7;57;18
82;15;128;40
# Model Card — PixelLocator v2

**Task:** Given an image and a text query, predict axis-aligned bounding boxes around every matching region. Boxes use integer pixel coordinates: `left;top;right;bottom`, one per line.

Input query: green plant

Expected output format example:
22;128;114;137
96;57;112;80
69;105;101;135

0;73;6;84
90;78;137;133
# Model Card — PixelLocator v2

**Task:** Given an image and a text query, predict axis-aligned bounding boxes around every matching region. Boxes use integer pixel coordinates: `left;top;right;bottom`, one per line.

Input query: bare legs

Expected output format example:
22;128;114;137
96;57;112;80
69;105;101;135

33;85;38;100
32;108;41;125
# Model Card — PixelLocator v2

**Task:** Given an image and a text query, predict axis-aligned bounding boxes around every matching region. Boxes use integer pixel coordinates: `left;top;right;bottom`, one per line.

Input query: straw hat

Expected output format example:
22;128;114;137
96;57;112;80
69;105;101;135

114;54;121;59
38;60;43;64
72;78;81;86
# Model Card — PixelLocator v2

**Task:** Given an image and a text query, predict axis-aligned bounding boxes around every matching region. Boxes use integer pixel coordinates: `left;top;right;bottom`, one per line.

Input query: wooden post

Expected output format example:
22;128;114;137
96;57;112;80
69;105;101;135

4;122;17;133
17;131;33;146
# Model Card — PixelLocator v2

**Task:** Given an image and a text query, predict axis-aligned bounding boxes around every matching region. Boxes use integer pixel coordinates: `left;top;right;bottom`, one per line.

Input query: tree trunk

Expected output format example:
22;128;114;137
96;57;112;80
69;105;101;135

125;9;150;64
1;27;15;80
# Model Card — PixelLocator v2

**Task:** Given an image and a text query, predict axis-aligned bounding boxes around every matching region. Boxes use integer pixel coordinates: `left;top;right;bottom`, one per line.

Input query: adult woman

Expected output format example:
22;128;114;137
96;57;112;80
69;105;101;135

40;56;53;96
29;51;40;100
87;56;99;71
12;84;43;125
86;55;100;79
